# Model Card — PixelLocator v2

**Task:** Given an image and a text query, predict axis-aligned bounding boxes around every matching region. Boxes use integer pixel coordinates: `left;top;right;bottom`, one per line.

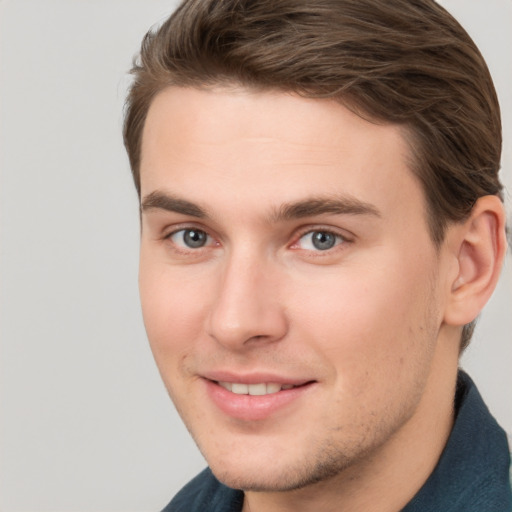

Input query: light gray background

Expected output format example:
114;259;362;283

0;1;510;510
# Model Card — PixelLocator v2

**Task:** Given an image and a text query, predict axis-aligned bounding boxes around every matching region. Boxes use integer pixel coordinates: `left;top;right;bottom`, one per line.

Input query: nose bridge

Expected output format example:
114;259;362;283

207;245;287;349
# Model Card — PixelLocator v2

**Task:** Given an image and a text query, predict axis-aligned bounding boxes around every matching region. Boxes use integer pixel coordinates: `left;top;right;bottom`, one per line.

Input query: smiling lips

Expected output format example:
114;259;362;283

205;377;315;421
217;381;297;395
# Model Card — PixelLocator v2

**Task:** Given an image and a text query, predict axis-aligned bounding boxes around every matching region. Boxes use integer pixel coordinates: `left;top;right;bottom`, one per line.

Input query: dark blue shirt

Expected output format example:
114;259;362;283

163;372;512;511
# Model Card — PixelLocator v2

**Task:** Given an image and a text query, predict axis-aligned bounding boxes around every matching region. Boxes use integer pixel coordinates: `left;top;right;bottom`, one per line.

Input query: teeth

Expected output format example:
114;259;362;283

248;383;266;396
266;383;281;394
218;382;233;392
218;382;295;395
232;383;248;394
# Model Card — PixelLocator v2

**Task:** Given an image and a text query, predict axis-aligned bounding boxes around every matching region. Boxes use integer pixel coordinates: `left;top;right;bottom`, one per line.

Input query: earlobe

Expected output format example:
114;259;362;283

444;195;507;327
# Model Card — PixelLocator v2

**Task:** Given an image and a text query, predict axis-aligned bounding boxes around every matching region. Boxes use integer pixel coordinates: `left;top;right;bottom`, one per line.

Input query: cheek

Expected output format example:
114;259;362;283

290;268;438;438
138;258;209;369
292;255;438;380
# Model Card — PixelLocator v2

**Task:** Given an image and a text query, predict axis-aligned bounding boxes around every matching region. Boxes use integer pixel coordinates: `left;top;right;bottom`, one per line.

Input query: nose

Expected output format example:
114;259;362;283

206;251;288;350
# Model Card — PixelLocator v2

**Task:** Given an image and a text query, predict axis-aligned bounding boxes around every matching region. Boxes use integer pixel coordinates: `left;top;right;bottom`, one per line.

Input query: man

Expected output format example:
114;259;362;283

123;0;511;510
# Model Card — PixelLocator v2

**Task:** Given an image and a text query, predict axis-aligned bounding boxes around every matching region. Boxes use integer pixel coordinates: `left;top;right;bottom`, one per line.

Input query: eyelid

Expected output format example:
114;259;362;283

160;223;352;254
170;228;212;247
163;222;212;240
163;224;220;253
289;225;353;251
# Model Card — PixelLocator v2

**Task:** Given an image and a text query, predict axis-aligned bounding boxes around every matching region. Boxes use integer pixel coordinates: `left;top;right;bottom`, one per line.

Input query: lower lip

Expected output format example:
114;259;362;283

204;379;315;421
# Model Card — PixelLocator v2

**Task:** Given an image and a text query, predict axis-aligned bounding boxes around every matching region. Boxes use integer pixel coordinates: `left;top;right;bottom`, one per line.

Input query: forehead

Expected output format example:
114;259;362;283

140;86;425;226
141;86;406;163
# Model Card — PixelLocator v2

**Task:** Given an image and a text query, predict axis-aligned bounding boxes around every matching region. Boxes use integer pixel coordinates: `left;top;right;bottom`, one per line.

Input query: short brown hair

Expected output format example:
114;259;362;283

123;0;503;349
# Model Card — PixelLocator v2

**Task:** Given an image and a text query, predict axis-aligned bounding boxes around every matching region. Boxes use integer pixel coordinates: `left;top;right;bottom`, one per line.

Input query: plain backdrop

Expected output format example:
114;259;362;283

0;0;510;510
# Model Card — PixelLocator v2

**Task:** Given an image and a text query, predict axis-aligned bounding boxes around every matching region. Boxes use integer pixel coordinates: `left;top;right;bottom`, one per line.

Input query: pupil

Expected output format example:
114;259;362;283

312;231;335;250
184;229;206;248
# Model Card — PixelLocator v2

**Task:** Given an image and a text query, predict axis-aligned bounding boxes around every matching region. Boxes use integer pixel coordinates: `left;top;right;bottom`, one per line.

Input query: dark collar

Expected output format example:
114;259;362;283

402;370;511;511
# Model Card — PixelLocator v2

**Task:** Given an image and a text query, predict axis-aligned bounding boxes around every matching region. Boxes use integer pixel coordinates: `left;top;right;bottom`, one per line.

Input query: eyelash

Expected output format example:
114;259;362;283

291;228;348;253
163;226;351;256
165;227;217;254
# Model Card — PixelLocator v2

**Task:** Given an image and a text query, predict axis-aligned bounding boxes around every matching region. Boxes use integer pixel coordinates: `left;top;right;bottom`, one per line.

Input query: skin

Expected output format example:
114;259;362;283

138;87;480;512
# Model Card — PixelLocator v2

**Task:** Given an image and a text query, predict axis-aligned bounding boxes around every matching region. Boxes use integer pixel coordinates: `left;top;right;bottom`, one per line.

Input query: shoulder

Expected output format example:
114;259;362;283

161;468;244;512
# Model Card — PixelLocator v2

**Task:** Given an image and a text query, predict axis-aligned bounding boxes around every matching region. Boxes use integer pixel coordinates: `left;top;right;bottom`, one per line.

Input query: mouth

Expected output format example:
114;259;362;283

203;377;316;421
216;381;302;395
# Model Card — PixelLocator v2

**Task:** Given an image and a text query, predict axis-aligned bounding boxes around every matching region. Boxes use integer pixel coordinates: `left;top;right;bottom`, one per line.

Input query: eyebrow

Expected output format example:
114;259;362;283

141;191;207;218
141;191;381;222
270;196;381;222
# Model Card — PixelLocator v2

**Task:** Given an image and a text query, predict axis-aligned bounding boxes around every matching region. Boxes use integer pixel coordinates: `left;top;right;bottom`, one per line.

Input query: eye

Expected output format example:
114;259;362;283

169;228;212;249
296;230;344;251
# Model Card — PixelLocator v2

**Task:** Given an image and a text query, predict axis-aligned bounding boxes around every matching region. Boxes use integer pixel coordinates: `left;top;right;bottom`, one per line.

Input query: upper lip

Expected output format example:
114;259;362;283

201;370;315;386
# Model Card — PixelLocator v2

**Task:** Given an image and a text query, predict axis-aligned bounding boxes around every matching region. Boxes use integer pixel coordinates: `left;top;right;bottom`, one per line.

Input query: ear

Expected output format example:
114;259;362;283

443;195;507;328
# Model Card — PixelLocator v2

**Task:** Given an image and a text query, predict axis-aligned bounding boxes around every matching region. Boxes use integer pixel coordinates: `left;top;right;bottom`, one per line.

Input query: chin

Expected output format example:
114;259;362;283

204;441;357;493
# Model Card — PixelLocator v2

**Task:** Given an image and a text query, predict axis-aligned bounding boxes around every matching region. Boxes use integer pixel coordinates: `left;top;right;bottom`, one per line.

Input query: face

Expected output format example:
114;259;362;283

139;87;452;491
